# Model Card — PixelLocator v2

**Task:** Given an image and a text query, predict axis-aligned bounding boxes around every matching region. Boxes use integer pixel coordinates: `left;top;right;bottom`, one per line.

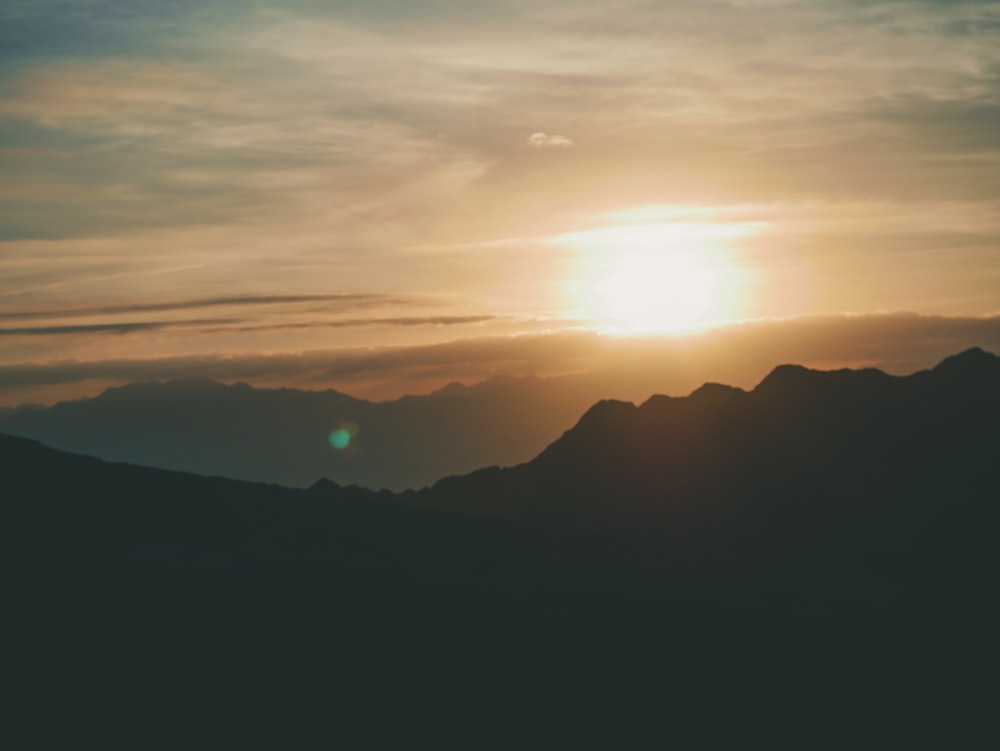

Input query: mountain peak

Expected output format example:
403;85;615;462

753;362;896;399
930;347;1000;378
429;381;468;397
752;363;816;395
687;382;746;403
577;398;637;425
308;477;351;496
531;398;637;467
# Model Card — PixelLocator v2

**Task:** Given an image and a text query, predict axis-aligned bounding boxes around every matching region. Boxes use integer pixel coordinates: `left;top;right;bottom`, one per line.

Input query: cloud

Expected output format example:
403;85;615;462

0;293;414;321
527;132;574;148
864;94;1000;155
2;313;998;405
198;315;498;334
0;319;235;337
0;314;498;338
0;290;498;355
1;0;999;369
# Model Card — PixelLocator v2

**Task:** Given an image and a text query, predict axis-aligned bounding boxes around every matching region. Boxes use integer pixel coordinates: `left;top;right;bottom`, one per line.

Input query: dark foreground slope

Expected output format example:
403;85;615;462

2;435;630;744
4;350;1000;745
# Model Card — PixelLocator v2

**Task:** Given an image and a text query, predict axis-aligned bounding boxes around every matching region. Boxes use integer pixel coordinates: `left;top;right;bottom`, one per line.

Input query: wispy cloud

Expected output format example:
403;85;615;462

1;0;999;391
198;315;499;334
0;319;235;337
0;314;498;338
0;293;414;321
2;313;998;405
528;132;573;148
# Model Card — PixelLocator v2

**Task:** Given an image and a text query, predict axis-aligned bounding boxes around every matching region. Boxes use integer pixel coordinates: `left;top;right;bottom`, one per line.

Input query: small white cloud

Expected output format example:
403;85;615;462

527;132;573;148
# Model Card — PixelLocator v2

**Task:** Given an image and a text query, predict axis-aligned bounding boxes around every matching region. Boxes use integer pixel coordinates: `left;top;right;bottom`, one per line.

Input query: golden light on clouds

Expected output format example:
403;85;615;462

1;0;999;403
553;212;758;333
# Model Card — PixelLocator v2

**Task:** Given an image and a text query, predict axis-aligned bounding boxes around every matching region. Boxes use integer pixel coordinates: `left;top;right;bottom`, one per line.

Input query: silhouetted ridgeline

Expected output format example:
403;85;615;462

426;348;1000;549
0;374;606;491
3;348;999;744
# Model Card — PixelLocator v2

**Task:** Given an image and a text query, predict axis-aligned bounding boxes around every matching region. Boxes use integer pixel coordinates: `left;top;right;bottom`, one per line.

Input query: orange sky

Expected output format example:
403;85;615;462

1;1;999;404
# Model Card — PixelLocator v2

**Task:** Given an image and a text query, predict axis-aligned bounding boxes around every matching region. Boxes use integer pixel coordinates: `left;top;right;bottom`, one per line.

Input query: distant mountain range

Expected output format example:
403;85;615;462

0;374;611;491
4;348;999;743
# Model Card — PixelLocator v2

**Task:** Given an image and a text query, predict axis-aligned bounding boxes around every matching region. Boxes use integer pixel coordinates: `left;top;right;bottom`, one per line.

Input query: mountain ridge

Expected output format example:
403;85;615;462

419;347;1000;552
4;348;1000;741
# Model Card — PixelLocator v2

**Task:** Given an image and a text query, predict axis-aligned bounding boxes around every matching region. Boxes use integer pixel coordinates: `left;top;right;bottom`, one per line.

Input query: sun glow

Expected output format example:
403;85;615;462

554;217;754;333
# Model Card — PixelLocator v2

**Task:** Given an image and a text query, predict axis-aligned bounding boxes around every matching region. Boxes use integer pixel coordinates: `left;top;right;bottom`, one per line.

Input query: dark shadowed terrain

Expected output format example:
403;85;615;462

3;349;999;745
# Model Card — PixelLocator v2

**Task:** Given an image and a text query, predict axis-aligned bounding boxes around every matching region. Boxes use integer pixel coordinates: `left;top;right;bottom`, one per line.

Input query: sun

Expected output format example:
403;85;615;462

594;246;718;332
554;218;751;333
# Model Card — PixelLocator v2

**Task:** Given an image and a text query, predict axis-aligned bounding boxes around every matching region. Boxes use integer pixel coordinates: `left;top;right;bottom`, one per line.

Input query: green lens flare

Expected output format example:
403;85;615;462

328;429;351;449
328;421;360;450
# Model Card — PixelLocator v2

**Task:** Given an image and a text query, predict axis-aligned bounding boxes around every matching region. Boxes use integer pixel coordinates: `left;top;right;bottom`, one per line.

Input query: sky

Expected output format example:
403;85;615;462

1;0;999;405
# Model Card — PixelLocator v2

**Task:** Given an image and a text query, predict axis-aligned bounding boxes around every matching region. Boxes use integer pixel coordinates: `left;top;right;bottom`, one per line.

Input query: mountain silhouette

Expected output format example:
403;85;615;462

4;349;999;743
0;374;610;491
425;348;1000;555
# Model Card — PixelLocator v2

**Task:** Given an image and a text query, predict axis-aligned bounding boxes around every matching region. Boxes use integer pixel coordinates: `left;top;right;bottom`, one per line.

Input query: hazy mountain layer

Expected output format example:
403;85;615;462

0;374;608;491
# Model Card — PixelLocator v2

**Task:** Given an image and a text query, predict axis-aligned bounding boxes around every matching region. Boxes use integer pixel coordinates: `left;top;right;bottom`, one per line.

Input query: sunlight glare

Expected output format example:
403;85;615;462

554;217;754;333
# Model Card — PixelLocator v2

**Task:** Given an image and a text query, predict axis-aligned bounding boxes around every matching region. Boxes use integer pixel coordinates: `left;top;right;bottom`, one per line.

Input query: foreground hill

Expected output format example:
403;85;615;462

2;433;628;744
0;374;606;491
4;349;1000;743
